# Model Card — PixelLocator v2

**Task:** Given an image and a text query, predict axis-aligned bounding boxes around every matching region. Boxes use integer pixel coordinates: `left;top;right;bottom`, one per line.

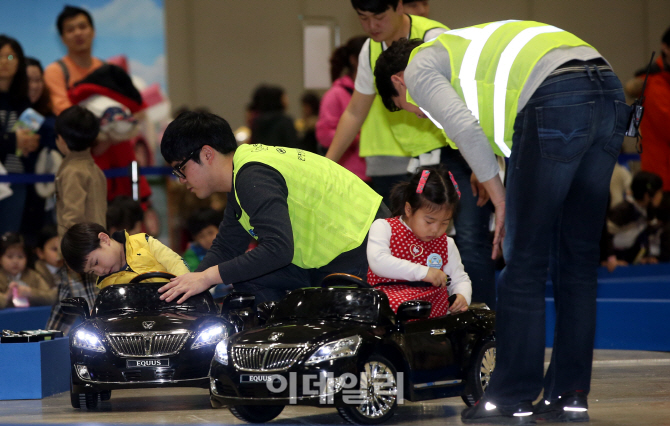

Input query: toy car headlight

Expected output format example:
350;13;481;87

306;335;361;365
192;324;227;349
214;339;228;365
73;329;106;353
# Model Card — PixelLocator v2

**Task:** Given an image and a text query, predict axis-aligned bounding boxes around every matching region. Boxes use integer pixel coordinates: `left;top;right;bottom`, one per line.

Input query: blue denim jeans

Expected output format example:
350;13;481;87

441;147;496;309
485;66;629;406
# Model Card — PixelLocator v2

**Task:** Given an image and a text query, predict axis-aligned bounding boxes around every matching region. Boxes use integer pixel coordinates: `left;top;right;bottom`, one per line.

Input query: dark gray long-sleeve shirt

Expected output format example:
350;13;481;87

196;163;294;284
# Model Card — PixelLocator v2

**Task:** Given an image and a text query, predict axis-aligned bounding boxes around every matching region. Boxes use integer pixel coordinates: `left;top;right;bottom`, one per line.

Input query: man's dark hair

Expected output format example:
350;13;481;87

57;5;94;36
662;25;670;46
351;0;399;14
187;208;223;239
37;224;59;250
374;37;423;112
55;105;100;151
61;222;108;274
631;171;663;201
161;111;237;164
106;196;144;232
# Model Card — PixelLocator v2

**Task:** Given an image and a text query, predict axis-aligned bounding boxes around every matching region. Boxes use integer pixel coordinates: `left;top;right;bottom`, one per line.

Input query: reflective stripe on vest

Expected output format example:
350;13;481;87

408;21;593;157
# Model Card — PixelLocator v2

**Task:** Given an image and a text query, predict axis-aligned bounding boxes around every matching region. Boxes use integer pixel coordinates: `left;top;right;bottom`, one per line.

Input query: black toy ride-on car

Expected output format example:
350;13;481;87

62;272;258;409
209;274;496;424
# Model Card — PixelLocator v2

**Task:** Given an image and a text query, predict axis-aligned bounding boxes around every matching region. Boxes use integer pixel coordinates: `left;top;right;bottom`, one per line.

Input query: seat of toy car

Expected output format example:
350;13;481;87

321;273;372;288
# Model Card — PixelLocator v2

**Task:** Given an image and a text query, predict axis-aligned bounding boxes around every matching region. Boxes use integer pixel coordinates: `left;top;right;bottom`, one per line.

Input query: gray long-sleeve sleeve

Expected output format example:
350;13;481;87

196;163;294;284
404;44;500;183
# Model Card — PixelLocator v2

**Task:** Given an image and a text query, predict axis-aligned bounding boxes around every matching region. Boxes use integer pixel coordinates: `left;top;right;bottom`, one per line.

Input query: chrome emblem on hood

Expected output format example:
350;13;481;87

268;332;284;341
142;321;155;330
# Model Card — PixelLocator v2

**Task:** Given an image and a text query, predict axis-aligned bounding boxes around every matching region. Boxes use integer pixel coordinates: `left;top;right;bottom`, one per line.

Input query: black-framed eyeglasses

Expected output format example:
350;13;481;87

171;147;202;179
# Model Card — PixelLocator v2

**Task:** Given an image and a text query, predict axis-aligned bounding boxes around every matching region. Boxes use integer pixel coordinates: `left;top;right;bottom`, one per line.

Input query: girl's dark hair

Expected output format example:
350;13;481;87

61;223;108;275
25;57;53;116
330;35;368;82
249;85;285;113
389;165;460;216
0;35;28;108
1;232;25;257
631;171;663;201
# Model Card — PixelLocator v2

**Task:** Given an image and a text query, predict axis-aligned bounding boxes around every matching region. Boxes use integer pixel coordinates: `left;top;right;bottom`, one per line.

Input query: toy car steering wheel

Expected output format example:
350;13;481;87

129;272;176;283
321;273;370;288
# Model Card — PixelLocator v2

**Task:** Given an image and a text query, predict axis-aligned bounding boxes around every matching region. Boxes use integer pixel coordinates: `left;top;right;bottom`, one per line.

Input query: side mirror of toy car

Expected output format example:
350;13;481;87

397;300;431;321
220;292;255;311
257;301;277;324
61;297;91;319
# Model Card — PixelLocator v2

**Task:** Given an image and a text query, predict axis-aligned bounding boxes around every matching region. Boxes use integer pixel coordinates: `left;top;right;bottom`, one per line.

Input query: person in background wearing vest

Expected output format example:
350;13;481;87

326;0;497;311
157;111;388;306
375;23;630;424
44;6;103;115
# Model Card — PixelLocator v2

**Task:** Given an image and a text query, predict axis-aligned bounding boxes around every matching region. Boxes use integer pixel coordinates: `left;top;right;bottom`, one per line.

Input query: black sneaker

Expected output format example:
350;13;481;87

534;392;589;422
462;399;536;425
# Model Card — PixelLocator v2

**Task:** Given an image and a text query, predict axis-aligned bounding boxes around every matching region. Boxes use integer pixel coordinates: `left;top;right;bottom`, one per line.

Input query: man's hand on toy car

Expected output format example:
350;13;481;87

449;293;468;313
158;266;222;303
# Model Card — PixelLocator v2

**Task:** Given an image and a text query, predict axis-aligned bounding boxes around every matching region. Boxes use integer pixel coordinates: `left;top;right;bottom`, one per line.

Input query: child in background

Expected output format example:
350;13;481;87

34;224;62;289
54;105;107;237
34;225;96;334
61;222;190;289
107;195;144;235
183;208;222;272
0;232;55;309
608;171;664;264
367;166;471;318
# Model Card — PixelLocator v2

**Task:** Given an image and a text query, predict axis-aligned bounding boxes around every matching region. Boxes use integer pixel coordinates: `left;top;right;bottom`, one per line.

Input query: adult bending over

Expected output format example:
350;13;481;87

159;112;387;305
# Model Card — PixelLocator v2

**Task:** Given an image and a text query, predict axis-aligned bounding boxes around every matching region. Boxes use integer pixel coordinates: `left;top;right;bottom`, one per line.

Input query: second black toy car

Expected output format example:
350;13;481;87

209;274;496;424
62;272;254;409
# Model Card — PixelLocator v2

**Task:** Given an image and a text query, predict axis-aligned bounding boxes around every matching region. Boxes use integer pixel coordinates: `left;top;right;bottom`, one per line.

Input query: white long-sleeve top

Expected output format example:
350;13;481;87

367;218;472;304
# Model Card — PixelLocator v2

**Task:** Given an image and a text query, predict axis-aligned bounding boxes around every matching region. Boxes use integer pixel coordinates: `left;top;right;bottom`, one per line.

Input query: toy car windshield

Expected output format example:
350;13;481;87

92;283;217;316
271;289;378;323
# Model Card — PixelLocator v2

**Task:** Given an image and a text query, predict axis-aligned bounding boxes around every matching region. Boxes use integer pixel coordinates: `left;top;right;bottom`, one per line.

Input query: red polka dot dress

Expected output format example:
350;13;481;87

367;217;451;318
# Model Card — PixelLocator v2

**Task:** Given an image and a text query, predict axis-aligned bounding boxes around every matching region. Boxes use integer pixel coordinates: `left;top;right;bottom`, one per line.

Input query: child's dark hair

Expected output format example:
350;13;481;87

330;35;368;82
107;196;144;232
631;171;663;201
187;208;223;239
61;223;108;274
389;165;460;217
55;105;100;151
37;225;59;250
1;232;25;257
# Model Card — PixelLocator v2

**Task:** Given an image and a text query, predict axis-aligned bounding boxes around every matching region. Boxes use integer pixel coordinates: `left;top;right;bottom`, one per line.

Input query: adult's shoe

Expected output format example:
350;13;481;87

533;391;589;422
462;399;536;425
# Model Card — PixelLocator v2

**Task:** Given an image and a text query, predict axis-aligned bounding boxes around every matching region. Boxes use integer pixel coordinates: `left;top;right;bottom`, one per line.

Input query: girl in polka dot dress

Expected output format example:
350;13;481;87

367;166;472;318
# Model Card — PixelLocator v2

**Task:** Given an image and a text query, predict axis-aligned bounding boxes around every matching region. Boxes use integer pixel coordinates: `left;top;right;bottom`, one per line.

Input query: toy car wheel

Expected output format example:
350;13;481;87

82;392;99;410
100;390;111;401
337;355;398;425
70;380;81;409
229;405;284;423
462;340;496;407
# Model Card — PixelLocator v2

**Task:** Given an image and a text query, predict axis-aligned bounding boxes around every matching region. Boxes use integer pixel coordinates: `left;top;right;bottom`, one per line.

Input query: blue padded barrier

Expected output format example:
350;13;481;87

0;337;70;400
545;264;670;350
0;306;51;331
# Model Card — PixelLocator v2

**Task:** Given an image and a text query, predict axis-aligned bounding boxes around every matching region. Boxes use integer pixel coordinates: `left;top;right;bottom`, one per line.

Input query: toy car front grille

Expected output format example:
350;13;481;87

106;330;189;356
232;344;307;372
